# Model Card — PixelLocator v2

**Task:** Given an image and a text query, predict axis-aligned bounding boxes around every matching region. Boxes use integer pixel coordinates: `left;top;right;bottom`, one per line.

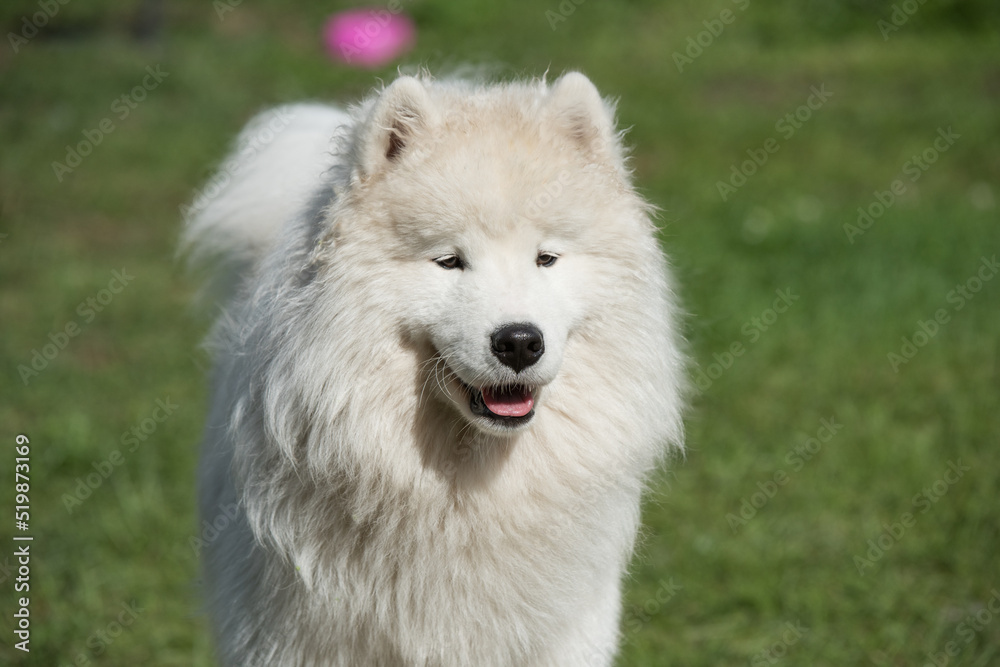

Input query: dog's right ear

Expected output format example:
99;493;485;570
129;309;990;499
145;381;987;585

356;76;437;179
546;72;617;157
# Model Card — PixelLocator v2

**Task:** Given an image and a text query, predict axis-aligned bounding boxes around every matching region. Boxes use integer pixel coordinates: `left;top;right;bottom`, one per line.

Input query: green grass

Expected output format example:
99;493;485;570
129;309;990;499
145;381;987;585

1;1;999;665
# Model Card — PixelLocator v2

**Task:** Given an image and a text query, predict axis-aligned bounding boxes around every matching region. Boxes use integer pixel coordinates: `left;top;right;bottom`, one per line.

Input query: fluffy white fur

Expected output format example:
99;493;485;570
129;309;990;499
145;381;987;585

184;72;685;667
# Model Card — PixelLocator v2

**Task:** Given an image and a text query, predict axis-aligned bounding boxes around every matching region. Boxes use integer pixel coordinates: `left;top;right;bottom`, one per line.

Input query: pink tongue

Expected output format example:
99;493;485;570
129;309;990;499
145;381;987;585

482;386;534;417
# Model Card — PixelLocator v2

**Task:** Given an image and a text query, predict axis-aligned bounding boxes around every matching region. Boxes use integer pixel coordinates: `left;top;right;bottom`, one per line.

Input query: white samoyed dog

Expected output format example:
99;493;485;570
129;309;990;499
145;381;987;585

184;71;686;667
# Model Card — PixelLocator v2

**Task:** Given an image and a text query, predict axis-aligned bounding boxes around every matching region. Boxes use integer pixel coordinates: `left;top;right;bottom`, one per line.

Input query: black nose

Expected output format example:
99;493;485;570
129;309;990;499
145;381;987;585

490;323;544;373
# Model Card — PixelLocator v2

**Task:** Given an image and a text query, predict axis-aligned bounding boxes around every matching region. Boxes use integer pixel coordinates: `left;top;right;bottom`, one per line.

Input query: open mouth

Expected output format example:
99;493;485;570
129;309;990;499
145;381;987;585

460;380;536;428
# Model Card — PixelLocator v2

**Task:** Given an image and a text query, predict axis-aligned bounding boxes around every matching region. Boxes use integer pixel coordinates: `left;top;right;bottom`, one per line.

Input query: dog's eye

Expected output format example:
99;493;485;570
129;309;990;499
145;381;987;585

434;255;464;270
536;252;559;268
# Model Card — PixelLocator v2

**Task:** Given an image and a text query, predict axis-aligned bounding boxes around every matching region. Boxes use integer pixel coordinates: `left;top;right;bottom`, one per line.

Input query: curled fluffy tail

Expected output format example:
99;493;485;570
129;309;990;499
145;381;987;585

180;103;351;302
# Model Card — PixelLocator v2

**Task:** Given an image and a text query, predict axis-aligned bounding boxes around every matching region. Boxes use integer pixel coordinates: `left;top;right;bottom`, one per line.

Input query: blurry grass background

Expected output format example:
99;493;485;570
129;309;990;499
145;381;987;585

1;0;999;665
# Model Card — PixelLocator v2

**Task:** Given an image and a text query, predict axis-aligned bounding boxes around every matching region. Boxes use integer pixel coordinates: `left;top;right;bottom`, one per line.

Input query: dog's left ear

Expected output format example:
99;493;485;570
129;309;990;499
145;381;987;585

357;76;438;179
546;72;621;162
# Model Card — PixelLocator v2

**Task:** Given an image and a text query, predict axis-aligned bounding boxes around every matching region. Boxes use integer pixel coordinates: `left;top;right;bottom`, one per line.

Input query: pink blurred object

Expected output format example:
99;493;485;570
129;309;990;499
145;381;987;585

324;8;416;68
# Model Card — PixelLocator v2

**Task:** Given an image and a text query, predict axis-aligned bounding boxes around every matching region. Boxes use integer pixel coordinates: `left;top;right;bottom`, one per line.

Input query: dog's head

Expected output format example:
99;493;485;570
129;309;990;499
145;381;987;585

331;73;665;437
